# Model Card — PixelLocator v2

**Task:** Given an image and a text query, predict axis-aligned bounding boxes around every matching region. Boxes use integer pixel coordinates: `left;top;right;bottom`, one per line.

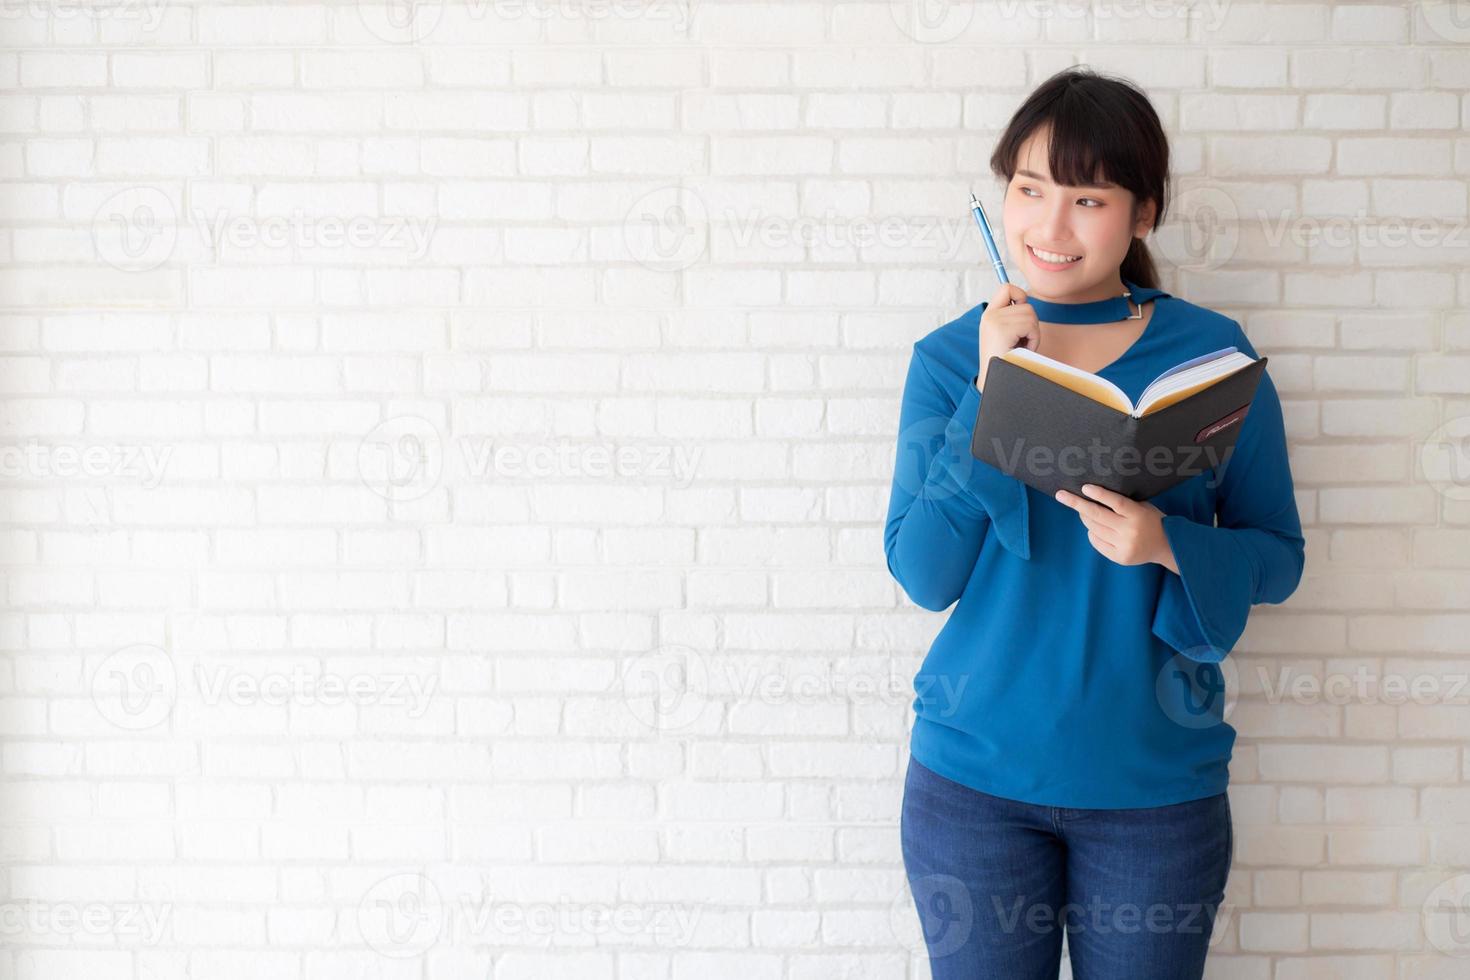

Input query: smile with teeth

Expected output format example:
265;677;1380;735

1029;244;1081;264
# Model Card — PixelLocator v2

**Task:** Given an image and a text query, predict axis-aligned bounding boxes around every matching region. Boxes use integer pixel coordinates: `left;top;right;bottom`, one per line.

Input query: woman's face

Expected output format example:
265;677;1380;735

1002;125;1155;301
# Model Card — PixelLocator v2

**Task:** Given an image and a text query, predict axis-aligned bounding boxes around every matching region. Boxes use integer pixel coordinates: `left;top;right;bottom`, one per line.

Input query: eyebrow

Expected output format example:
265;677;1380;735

1015;168;1117;190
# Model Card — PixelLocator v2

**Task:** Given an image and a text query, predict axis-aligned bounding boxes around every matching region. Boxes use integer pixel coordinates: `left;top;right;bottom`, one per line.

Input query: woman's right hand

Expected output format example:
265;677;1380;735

977;283;1041;392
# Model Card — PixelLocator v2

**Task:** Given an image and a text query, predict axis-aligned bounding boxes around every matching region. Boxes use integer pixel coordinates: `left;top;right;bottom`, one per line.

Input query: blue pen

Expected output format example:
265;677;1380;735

970;189;1005;285
969;191;1009;286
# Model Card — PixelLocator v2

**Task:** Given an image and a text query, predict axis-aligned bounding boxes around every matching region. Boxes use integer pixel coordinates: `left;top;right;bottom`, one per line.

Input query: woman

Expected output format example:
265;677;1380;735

884;67;1306;979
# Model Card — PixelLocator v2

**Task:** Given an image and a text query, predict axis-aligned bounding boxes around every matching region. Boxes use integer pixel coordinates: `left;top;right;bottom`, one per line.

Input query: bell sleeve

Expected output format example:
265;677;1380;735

1150;351;1306;663
883;343;1032;612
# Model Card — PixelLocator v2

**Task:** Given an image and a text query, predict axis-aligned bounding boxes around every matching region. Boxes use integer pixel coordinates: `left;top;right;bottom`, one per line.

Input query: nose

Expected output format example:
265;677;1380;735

1040;196;1074;246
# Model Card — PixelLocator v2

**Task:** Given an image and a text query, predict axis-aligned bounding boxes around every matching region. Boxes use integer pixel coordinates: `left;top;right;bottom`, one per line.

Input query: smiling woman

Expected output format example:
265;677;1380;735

888;66;1307;980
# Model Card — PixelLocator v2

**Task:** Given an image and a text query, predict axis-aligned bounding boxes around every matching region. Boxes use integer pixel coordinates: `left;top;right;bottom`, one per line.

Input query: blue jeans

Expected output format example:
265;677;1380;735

900;755;1232;980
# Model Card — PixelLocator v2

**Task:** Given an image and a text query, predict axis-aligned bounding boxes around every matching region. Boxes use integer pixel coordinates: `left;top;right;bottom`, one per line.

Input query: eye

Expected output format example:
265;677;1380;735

1018;185;1102;207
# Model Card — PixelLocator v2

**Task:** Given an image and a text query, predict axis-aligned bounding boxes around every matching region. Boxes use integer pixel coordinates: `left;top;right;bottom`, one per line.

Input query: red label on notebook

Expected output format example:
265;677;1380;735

1196;403;1249;443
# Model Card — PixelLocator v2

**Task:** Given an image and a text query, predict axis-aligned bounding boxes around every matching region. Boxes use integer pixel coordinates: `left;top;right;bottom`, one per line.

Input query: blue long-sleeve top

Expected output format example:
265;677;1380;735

884;286;1306;808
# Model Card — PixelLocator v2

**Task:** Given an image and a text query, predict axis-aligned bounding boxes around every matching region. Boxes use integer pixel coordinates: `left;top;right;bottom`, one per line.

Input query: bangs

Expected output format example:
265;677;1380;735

1040;103;1127;189
994;78;1154;194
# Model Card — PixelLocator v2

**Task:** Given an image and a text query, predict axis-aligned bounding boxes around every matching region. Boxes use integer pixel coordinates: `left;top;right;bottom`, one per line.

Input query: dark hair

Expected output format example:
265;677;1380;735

989;67;1169;289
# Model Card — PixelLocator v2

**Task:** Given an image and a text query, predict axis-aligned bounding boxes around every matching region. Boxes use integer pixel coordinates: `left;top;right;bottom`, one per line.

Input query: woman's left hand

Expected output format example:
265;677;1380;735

1053;484;1177;572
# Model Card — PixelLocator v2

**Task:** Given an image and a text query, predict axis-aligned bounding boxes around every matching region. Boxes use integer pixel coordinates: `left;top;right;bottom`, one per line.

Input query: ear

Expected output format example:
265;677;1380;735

1132;197;1158;238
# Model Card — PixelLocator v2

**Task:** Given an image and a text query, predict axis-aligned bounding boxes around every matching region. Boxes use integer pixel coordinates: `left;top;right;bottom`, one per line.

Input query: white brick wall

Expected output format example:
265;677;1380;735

2;2;1469;977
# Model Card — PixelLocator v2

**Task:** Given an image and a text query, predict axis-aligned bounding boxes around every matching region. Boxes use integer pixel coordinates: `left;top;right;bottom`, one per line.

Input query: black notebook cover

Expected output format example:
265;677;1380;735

970;355;1269;500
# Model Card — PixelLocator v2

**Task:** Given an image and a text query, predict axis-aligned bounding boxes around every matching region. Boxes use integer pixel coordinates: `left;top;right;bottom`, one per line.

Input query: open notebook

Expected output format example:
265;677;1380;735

970;345;1270;500
999;345;1258;418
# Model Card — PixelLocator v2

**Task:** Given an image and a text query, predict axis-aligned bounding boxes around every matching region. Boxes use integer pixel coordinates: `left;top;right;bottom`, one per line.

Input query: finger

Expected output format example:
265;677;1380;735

1055;489;1121;529
1079;483;1133;514
990;282;1028;308
1016;320;1042;353
1072;505;1117;540
1087;528;1118;557
1087;520;1119;547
